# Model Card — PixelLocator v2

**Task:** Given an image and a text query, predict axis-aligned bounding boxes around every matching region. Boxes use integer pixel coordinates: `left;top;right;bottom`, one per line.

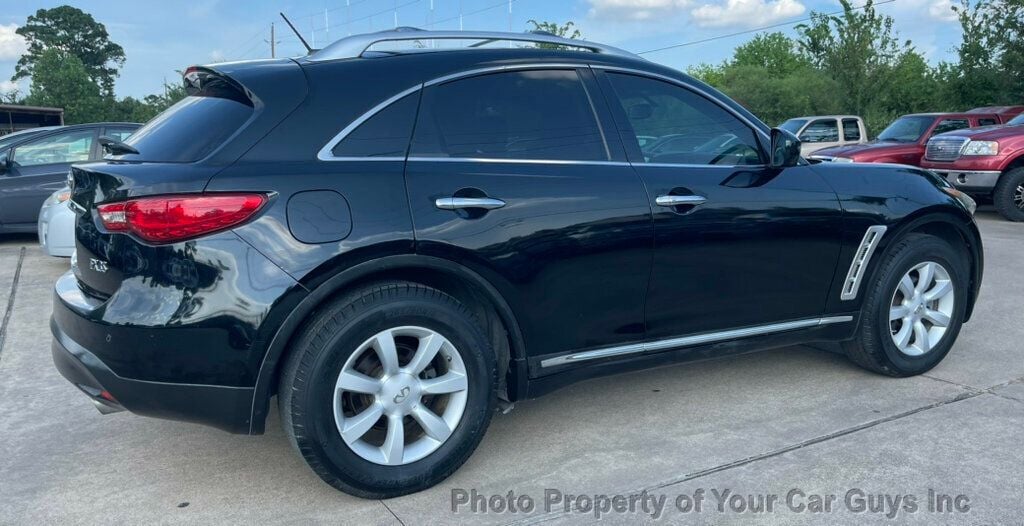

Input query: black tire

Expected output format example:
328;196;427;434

279;281;496;498
842;234;969;377
993;167;1024;222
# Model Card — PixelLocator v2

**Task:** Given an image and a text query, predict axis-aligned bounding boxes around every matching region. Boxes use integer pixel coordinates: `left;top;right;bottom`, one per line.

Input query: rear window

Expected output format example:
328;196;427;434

122;95;253;162
842;118;861;141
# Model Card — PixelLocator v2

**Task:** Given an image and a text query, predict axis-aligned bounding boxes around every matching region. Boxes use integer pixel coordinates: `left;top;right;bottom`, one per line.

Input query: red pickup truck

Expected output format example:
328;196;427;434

809;107;1023;166
921;112;1024;221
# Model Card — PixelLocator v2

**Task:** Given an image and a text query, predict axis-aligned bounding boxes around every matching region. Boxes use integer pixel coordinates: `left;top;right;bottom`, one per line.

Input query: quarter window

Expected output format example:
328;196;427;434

12;129;94;167
410;70;608;161
800;119;840;143
842;119;861;141
332;92;419;158
977;118;997;126
605;72;763;166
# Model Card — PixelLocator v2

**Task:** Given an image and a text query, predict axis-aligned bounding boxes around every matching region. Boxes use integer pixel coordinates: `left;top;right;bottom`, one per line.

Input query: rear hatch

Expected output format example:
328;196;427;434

69;60;307;297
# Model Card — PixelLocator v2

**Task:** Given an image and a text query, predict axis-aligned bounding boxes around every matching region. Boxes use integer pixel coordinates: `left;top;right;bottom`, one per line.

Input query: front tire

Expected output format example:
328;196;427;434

279;281;497;498
993;167;1024;222
843;234;968;377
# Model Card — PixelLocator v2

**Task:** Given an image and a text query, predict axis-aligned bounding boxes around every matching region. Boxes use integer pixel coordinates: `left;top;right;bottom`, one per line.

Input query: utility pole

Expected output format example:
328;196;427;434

265;23;278;58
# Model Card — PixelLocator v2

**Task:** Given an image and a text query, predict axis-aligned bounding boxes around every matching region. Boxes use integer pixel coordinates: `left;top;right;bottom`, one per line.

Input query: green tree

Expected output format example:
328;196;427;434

527;20;583;49
14;5;126;96
732;32;811;75
23;48;106;124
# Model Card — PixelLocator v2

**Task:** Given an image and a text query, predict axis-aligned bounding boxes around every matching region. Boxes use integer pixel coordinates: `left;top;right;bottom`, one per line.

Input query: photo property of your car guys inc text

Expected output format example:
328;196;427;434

0;0;1021;524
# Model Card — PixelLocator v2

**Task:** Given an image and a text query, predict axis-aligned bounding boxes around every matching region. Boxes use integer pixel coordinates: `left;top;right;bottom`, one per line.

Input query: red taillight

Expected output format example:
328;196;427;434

97;194;266;243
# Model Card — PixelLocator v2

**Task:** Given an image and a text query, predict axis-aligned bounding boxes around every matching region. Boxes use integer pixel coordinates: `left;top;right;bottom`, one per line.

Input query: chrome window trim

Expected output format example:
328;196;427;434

635;162;769;169
406;156;629;166
540;316;855;368
422;63;585;87
840;225;888;301
317;84;423;162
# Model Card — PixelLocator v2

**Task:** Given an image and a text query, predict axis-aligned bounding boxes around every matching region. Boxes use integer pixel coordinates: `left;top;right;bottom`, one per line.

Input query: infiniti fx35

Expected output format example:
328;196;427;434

51;29;983;498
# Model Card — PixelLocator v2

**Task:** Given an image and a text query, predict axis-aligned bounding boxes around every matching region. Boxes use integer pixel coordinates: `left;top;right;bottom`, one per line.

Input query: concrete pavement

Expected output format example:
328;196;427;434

0;212;1020;525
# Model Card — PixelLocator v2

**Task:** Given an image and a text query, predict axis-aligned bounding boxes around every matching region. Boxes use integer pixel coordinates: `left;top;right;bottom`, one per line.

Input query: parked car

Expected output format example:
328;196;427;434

52;29;983;499
921;112;1024;221
809;110;1016;165
778;115;867;156
0;123;140;235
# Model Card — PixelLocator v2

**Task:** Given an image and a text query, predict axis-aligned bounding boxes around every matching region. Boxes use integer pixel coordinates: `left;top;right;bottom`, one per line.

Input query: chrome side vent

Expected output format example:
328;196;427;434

840;225;887;300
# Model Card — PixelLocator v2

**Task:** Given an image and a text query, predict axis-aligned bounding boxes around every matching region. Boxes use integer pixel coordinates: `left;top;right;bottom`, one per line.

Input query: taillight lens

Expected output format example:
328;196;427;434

96;194;266;243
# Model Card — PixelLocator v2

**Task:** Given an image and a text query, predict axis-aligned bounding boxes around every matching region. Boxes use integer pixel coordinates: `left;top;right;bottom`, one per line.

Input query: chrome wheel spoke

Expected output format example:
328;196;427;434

898;275;915;298
923;280;953;302
336;370;382;394
893;321;913;349
890;305;911;321
374;330;400;376
421;372;468;395
411;405;452;442
916;263;935;294
405;333;444;375
923;308;950;327
340;403;383;443
913;320;931;354
381;413;405;465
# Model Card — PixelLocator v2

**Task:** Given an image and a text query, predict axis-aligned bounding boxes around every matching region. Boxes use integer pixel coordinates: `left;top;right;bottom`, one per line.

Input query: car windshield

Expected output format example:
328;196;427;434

779;119;807;134
877;116;935;142
1008;114;1024;126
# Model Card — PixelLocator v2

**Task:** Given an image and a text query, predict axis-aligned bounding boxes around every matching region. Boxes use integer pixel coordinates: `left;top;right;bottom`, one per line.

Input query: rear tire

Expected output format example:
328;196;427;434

279;281;496;498
993;167;1024;222
842;234;968;377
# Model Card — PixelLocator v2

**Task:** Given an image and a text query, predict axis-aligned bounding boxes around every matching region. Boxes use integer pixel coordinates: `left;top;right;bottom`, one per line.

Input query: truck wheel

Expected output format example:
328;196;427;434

993;167;1024;222
279;281;497;498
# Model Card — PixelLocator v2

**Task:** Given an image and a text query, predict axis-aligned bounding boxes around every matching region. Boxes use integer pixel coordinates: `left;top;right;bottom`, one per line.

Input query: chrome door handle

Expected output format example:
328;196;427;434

435;197;507;210
655;195;707;207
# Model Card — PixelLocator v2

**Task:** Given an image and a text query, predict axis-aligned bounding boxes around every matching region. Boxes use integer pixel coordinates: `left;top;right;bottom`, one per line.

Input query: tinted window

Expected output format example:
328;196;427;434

411;70;607;161
877;116;934;142
800;119;839;143
13;129;94;167
123;95;253;162
933;119;969;136
333;92;418;158
606;72;763;166
780;119;807;134
977;118;997;126
105;127;136;142
842;118;861;141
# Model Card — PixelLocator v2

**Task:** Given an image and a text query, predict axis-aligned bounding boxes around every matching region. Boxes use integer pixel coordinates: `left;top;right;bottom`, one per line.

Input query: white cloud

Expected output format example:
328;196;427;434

927;0;958;21
0;80;20;94
690;0;806;28
587;0;693;22
0;24;26;61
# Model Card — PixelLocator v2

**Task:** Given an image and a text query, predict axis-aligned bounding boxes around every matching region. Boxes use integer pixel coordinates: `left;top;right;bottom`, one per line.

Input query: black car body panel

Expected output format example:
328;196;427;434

0;122;139;233
51;44;983;435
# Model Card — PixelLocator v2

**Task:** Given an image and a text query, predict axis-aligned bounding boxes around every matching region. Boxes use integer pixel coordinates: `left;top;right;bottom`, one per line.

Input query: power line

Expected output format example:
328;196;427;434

428;0;517;28
637;0;897;55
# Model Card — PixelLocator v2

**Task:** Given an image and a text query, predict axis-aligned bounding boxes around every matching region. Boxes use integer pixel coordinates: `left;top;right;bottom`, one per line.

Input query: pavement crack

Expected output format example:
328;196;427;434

381;499;406;526
506;390;985;526
0;247;25;364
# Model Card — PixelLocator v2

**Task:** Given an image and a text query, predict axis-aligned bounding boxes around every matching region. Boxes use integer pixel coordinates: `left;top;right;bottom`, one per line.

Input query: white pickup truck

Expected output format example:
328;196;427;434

779;115;868;157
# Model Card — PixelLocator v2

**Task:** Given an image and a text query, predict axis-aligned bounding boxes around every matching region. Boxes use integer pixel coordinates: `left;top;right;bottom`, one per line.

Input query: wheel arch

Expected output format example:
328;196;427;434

868;208;983;322
248;254;529;434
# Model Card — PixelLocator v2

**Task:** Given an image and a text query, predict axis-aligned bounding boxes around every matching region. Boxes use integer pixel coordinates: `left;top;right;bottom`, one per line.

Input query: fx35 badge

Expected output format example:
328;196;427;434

89;258;109;273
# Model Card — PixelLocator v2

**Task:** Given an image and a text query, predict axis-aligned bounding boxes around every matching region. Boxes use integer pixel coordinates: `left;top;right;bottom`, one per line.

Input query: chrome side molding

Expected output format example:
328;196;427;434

540;316;854;368
840;225;888;301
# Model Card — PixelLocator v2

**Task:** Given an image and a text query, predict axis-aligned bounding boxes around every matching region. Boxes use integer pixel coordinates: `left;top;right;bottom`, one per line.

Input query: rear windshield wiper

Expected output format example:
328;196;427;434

99;135;139;155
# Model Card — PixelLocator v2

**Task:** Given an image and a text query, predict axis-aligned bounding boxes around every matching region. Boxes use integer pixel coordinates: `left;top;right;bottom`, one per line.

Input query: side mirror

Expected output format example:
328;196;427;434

770;128;801;168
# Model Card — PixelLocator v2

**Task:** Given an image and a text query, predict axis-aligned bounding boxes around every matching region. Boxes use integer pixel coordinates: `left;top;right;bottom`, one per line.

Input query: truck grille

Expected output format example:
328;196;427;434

925;136;969;162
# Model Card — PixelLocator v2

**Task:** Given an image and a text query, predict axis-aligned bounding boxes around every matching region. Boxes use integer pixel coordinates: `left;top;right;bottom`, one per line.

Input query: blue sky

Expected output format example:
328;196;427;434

0;0;964;99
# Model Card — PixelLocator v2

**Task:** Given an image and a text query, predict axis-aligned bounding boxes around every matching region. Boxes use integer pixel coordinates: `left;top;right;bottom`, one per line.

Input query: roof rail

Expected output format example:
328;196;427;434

307;28;641;62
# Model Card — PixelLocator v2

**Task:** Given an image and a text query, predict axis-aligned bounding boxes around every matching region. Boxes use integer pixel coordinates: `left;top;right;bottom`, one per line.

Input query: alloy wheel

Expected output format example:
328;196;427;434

333;326;469;466
1015;183;1024;210
888;261;955;357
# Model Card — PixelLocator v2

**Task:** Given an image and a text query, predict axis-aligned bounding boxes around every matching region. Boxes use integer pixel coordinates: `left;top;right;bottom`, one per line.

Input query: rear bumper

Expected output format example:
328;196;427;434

51;317;255;433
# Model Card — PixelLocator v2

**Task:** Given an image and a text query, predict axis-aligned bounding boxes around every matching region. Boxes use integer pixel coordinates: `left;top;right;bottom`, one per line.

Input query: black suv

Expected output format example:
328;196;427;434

52;29;983;498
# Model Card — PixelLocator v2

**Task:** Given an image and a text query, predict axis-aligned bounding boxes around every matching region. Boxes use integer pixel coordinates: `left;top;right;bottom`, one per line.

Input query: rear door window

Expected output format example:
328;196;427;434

842;119;861;141
977;118;997;126
932;119;969;136
122;95;253;162
800;119;840;143
12;129;95;167
410;69;608;161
